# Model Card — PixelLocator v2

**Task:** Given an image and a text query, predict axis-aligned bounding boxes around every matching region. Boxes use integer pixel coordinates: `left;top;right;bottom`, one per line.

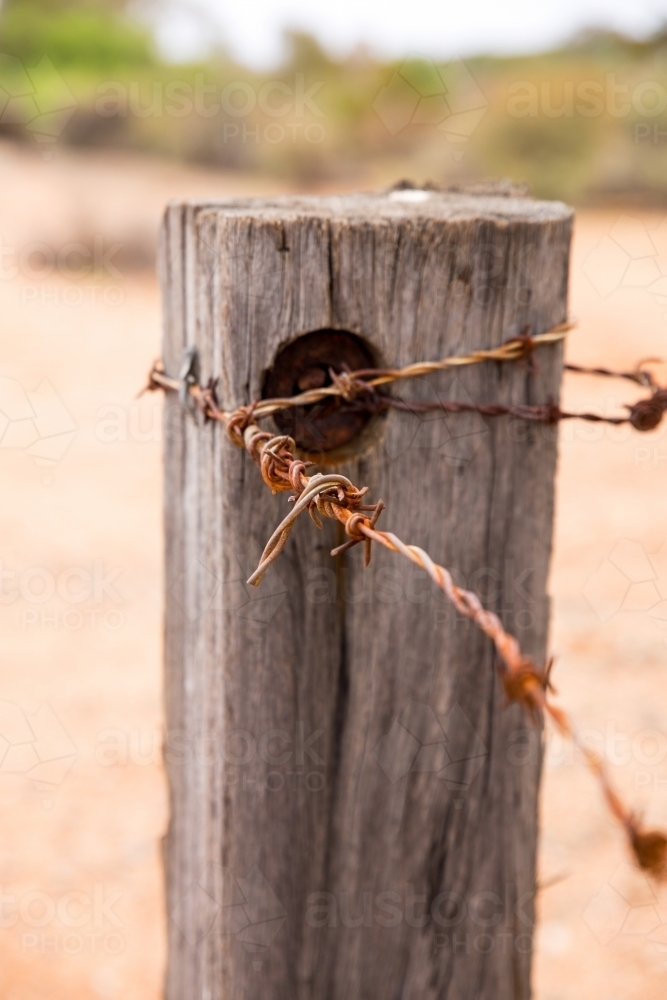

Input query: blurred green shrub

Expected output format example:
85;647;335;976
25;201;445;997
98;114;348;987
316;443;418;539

0;0;156;70
1;5;667;204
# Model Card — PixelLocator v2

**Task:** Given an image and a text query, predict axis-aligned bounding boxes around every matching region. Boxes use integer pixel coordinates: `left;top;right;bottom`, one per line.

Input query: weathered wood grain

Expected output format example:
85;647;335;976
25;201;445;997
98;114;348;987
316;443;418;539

160;190;573;1000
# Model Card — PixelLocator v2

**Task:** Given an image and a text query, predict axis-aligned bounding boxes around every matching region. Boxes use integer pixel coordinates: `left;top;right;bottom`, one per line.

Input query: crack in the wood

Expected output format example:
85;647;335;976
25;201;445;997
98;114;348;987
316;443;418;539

332;541;350;777
326;221;334;324
389;226;403;315
318;530;350;1000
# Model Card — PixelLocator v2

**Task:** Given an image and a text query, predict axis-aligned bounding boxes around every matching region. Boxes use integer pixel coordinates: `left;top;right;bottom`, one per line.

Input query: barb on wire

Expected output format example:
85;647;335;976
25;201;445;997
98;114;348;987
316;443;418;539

578;740;667;878
145;326;667;880
365;388;667;432
143;321;667;437
565;357;662;389
142;321;571;418
234;419;667;879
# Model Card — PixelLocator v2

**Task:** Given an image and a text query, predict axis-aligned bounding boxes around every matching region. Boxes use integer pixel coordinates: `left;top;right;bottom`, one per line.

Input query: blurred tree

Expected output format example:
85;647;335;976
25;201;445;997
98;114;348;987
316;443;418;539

0;0;157;69
281;30;339;75
568;25;667;60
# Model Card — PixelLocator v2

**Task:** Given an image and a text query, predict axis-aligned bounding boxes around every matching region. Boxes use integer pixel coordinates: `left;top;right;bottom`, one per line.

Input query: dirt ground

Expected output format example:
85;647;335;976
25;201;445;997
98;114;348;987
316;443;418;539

1;138;666;1000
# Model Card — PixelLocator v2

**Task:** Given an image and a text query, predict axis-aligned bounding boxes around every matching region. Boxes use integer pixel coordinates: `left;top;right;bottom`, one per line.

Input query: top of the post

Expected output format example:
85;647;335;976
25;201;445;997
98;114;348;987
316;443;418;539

167;187;573;226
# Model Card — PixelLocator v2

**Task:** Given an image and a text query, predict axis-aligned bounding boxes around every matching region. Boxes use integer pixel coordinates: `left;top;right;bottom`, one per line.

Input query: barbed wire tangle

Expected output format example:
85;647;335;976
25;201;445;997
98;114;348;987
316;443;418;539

144;323;667;434
146;323;667;880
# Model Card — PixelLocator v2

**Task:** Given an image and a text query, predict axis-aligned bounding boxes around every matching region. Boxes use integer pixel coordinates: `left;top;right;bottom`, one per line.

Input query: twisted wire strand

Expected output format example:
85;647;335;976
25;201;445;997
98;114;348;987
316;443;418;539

564;357;662;387
143;325;572;415
238;420;666;878
144;323;667;434
146;327;667;879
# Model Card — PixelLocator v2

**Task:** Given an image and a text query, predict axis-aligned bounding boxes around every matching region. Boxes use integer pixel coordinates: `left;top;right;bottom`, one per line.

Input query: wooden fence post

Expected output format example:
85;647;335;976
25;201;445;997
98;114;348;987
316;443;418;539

159;191;573;1000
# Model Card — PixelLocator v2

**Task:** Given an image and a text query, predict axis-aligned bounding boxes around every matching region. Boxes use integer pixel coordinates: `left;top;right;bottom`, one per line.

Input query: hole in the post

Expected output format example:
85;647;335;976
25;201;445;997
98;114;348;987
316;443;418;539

262;329;382;458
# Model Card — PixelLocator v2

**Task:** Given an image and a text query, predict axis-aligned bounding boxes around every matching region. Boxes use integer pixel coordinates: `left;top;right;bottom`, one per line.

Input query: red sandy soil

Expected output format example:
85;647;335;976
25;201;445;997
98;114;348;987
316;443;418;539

1;139;666;999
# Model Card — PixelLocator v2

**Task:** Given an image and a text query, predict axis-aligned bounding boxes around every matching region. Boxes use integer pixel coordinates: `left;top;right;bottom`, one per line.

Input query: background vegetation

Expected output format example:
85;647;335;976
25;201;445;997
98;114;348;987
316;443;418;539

2;0;667;202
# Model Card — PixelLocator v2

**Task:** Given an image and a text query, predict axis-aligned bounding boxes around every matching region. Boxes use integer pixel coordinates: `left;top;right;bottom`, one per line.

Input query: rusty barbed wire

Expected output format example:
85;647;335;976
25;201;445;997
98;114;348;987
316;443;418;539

335;386;667;433
564;357;662;388
145;331;667;879
142;323;572;414
143;324;667;436
238;419;667;879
